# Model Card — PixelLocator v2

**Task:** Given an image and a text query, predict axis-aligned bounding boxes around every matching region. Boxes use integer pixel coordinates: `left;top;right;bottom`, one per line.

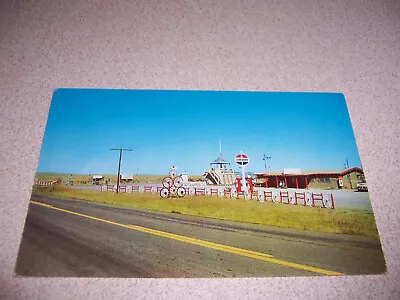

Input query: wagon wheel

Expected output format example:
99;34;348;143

306;192;314;207
173;176;183;188
323;193;333;208
177;187;186;198
257;191;264;202
162;176;173;188
159;188;169;198
169;170;177;177
169;186;178;196
272;191;279;203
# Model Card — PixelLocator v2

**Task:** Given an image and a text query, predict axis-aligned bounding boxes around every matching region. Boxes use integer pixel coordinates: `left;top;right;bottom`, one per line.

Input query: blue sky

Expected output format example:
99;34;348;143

37;89;362;175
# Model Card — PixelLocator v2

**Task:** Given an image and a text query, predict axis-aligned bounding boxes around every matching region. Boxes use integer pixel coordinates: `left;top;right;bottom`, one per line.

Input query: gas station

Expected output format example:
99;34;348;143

253;167;364;189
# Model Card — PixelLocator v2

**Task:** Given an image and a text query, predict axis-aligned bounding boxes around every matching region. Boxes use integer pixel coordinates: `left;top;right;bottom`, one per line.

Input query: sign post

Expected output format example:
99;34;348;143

235;153;249;194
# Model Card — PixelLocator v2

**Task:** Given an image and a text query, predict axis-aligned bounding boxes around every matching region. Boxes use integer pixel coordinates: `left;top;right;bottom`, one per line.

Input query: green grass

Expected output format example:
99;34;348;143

32;186;380;237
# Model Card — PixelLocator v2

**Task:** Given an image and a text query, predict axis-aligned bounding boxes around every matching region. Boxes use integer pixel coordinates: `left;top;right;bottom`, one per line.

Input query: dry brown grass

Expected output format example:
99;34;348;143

33;186;380;237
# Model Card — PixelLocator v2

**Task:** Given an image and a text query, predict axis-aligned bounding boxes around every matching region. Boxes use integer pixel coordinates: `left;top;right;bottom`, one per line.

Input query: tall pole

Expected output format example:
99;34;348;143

263;154;267;170
110;148;133;193
117;149;122;193
345;158;352;189
263;154;271;171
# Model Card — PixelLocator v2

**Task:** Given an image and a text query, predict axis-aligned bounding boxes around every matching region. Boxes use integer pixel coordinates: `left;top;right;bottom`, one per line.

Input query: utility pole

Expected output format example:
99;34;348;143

110;148;133;193
345;158;352;189
263;154;271;171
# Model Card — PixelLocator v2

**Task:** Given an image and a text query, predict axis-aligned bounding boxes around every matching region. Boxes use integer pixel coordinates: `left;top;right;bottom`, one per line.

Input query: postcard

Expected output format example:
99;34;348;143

15;89;386;277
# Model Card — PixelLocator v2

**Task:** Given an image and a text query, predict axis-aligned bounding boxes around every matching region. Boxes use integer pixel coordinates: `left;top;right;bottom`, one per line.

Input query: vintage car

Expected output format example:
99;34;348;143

356;180;368;192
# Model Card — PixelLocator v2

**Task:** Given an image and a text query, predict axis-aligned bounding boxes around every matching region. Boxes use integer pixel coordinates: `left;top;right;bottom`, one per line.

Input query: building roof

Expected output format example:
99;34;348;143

211;156;231;165
254;167;363;178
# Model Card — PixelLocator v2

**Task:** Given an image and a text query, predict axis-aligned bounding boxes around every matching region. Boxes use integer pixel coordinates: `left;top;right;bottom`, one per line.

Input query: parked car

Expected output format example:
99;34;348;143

356;180;368;192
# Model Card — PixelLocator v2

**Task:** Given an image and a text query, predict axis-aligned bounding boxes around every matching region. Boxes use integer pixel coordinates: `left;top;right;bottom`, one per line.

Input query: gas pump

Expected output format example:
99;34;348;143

235;176;242;193
246;176;254;194
338;176;344;189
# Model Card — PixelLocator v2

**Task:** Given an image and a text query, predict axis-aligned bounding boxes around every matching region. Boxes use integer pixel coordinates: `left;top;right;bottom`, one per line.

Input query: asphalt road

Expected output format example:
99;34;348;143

15;195;386;278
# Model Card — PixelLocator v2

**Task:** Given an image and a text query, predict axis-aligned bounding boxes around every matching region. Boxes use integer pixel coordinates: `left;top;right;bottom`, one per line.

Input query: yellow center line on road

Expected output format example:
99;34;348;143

32;201;54;208
126;224;274;260
30;200;343;276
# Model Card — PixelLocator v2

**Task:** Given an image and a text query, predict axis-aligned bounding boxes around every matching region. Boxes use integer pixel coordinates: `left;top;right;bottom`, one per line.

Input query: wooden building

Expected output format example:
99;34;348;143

254;167;364;189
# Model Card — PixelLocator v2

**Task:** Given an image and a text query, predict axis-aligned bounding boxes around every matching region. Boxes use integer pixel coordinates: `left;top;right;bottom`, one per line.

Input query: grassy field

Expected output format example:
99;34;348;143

32;186;380;237
35;172;204;184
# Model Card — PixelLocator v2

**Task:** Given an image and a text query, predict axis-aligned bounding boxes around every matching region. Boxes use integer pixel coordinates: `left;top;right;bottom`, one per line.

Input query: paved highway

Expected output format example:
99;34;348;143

15;195;386;277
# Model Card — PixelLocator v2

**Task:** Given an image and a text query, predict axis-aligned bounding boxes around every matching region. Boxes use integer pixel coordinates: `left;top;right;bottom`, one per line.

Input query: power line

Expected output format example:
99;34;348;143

110;148;133;193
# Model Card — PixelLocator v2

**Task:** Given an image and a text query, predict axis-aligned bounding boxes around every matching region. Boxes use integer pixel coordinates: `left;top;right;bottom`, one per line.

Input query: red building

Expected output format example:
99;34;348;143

254;167;364;189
